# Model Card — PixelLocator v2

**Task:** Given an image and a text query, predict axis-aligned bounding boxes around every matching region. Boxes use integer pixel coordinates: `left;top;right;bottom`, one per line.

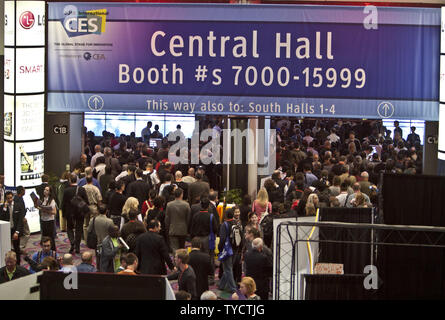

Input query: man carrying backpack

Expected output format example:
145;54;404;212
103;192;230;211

217;208;237;294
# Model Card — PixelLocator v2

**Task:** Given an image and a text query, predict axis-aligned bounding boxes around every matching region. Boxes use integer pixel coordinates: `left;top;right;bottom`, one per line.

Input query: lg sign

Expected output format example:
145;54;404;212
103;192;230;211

20;11;35;29
19;11;45;29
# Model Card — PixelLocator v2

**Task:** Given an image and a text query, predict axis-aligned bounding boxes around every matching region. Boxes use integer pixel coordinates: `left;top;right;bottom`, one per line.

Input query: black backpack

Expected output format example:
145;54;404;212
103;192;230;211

70;187;90;217
260;215;274;248
86;217;98;249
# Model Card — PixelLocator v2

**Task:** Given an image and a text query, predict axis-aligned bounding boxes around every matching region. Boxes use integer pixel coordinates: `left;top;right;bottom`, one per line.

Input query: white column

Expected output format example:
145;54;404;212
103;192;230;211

247;117;258;199
4;1;45;233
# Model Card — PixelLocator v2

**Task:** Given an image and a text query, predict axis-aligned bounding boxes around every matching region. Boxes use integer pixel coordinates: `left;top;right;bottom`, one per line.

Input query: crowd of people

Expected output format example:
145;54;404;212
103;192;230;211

0;116;423;300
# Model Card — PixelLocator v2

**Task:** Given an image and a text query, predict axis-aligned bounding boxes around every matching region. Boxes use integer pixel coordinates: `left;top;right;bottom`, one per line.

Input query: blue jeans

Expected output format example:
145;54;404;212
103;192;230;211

218;255;237;293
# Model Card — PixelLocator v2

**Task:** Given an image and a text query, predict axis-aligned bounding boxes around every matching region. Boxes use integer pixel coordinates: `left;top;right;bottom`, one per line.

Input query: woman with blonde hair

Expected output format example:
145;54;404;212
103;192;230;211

232;276;261;300
353;192;369;208
305;193;319;216
252;188;272;221
120;197;143;228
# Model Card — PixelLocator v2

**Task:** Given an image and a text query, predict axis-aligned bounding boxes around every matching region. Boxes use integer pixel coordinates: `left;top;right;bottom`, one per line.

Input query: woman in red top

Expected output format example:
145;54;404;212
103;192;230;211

141;189;157;218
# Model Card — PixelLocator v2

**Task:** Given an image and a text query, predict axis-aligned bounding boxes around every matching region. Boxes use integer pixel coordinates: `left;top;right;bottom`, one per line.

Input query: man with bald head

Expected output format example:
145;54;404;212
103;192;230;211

60;253;75;272
90;145;104;169
173;171;189;200
358;171;372;197
181;167;196;184
76;251;97;273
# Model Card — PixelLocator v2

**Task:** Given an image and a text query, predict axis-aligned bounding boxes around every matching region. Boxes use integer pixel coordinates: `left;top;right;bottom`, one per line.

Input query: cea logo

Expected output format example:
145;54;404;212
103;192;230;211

84;52;105;61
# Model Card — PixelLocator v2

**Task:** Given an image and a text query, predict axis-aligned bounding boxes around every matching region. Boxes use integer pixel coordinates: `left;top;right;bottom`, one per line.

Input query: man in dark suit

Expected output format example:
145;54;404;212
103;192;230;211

135;219;175;275
0;190;24;264
126;169;150;212
188;194;212;234
12;187;26;264
122;165;136;189
0;251;30;283
244;238;273;300
208;191;220;224
188;237;213;299
188;172;210;205
62;173;89;254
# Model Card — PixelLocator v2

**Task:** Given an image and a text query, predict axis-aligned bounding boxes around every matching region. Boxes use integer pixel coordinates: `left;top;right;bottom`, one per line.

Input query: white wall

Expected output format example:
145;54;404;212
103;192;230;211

0;271;41;300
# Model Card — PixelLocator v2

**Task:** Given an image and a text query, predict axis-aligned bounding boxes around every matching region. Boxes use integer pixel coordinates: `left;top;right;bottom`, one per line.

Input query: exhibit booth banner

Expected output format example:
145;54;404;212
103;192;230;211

48;3;440;120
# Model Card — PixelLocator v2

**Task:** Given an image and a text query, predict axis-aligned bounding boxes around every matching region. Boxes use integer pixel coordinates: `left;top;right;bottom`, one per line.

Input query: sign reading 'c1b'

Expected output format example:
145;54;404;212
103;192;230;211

53;125;68;134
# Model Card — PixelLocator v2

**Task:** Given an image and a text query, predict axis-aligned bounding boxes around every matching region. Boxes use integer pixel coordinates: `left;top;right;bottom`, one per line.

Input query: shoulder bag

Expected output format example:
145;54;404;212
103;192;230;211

87;217;98;249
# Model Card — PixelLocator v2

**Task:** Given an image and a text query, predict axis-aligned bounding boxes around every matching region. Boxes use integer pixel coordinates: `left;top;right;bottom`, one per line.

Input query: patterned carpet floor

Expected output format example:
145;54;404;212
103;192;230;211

18;231;234;300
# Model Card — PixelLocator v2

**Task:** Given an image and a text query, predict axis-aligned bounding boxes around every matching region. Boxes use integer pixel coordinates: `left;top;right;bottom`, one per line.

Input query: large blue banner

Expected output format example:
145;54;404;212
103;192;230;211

47;3;440;120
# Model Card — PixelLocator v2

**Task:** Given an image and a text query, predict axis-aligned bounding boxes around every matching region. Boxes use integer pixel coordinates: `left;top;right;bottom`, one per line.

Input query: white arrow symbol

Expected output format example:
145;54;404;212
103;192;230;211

382;104;390;117
88;95;104;111
377;101;394;118
93;97;100;108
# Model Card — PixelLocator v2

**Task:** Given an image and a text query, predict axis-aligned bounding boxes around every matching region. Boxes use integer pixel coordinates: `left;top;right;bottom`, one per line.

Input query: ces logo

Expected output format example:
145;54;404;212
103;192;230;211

62;6;107;38
64;17;101;33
